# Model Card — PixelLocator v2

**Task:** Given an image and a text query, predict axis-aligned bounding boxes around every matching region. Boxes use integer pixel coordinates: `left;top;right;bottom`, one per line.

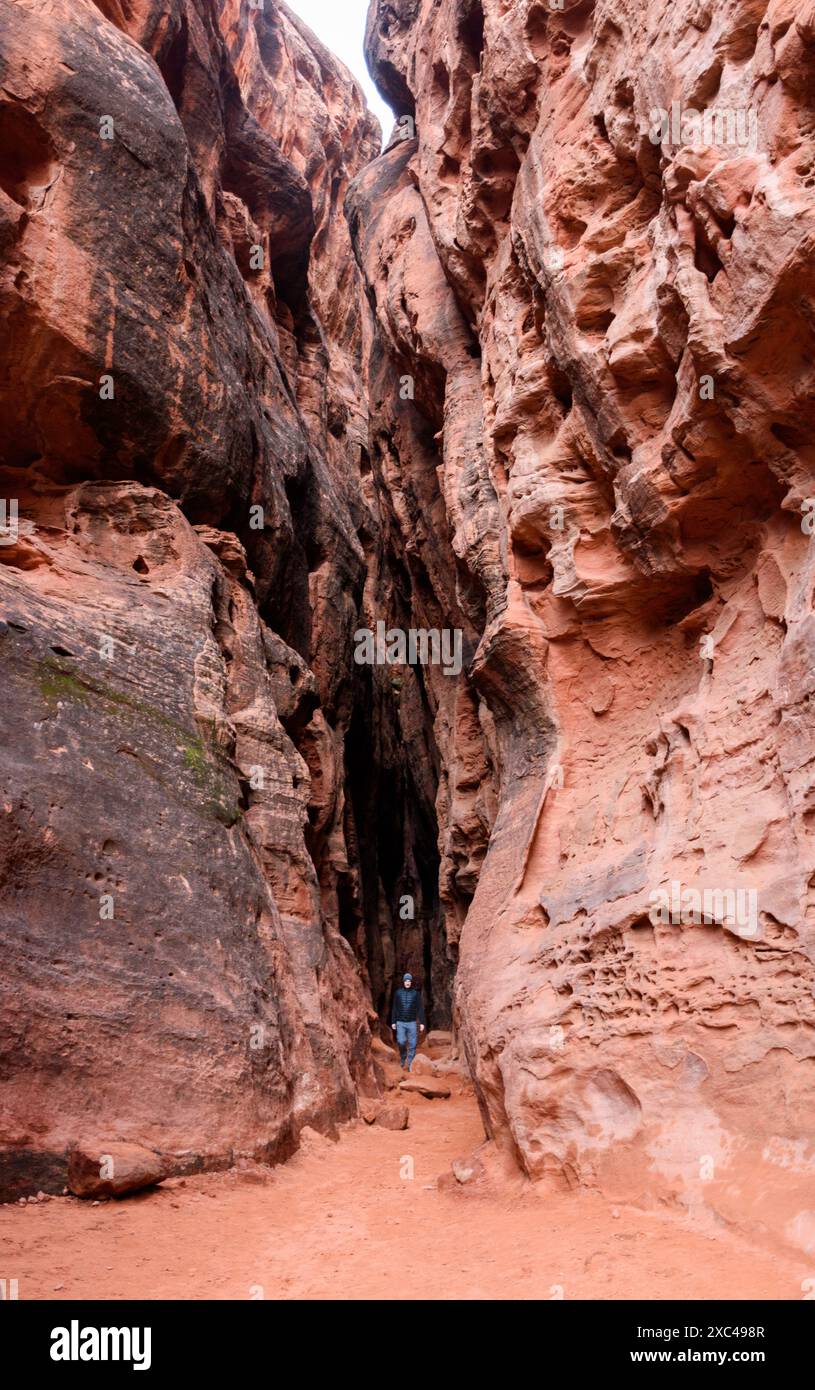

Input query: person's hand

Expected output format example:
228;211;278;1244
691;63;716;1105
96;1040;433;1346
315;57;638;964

419;1024;425;1032
391;1024;396;1031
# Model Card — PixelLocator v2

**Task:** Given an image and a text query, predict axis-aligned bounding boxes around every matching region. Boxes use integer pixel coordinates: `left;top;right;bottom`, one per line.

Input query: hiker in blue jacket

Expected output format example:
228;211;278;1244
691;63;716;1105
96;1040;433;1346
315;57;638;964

390;972;426;1071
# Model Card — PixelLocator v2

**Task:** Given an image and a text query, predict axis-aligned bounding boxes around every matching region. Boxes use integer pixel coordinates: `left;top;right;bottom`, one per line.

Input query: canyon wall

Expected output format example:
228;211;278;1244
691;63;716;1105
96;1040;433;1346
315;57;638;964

0;0;453;1198
355;0;815;1251
3;0;815;1253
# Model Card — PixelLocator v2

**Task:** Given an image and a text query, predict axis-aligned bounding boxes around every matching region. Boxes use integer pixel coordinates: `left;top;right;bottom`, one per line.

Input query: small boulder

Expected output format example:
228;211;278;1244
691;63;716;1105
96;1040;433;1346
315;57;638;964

438;1153;487;1193
234;1158;273;1186
432;1058;465;1077
452;1155;485;1185
359;1099;383;1125
410;1053;436;1075
67;1142;167;1199
399;1077;451;1100
374;1104;409;1131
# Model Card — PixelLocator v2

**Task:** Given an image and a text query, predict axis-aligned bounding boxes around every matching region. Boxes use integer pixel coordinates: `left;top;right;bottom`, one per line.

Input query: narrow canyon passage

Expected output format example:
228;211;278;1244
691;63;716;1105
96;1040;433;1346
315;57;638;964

3;1042;811;1302
3;0;815;1308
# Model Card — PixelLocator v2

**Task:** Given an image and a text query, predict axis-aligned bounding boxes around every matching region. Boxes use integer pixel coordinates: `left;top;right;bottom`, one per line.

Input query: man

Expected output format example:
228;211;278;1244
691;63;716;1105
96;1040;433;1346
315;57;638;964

390;972;426;1072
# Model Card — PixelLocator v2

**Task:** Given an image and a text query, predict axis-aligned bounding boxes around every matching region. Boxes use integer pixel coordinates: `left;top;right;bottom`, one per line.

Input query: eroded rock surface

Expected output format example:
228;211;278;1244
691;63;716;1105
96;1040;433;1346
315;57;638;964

0;0;449;1197
354;0;815;1251
4;0;815;1257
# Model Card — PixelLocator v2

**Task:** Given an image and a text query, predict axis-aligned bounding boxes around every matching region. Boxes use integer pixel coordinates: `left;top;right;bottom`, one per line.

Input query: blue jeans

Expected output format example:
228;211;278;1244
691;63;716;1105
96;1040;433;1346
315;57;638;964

395;1020;418;1069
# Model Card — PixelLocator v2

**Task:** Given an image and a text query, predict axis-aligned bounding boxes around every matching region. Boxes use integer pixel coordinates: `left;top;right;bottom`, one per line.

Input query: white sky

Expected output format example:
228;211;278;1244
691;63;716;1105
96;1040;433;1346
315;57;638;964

285;0;393;144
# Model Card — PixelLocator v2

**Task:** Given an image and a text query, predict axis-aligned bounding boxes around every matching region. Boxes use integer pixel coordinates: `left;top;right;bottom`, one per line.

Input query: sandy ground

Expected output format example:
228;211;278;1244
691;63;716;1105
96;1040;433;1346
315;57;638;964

1;1051;810;1301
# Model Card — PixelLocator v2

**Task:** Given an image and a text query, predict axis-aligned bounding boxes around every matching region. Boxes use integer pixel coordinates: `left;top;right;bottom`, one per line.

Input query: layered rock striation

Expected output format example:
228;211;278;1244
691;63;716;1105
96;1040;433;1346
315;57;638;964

0;0;450;1197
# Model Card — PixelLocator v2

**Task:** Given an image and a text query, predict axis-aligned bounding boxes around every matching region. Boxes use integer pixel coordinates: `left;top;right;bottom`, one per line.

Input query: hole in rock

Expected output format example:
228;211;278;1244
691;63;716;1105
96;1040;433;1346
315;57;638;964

771;422;809;450
156;15;189;114
0;102;57;207
459;0;485;72
551;366;573;413
694;237;724;283
716;210;736;240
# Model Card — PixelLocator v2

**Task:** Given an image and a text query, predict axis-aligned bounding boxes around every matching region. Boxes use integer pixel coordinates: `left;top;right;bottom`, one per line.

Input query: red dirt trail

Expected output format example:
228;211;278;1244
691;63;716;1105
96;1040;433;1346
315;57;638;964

1;1051;810;1301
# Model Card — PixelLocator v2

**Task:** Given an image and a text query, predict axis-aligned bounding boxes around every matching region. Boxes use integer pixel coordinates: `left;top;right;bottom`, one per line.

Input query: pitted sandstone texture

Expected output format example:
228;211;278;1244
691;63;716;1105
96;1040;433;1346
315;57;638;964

355;0;815;1249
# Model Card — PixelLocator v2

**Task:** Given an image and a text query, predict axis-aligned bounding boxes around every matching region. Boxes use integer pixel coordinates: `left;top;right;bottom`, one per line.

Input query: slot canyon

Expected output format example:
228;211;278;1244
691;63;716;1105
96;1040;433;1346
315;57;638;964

2;0;815;1301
